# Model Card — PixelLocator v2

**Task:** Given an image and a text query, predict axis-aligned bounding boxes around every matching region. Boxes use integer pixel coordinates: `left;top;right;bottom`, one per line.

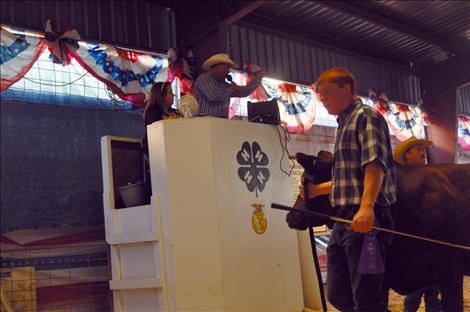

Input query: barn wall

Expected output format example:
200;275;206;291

228;23;420;104
0;100;144;232
0;0;176;53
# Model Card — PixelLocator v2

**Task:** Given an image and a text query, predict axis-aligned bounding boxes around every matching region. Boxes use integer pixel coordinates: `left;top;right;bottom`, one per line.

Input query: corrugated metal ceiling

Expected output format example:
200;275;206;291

248;0;470;67
358;0;470;46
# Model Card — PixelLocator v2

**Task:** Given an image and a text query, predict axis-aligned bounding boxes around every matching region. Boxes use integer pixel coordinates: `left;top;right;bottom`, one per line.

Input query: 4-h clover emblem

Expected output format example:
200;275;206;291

237;141;270;197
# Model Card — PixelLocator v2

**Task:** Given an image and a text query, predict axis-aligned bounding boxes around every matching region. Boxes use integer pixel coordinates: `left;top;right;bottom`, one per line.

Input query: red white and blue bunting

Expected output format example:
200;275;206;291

1;23;168;107
229;71;249;119
229;71;316;134
263;79;317;134
0;26;46;92
167;47;195;95
228;65;270;120
369;89;425;141
44;19;80;65
72;42;168;107
458;115;470;151
1;23;431;131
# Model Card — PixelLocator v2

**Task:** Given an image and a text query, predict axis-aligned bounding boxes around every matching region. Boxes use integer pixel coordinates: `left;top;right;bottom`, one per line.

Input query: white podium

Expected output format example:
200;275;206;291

149;117;304;311
101;118;321;311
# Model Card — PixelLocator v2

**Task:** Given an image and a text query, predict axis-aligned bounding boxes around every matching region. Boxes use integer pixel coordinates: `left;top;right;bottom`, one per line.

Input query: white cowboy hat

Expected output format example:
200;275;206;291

393;136;432;164
202;53;238;71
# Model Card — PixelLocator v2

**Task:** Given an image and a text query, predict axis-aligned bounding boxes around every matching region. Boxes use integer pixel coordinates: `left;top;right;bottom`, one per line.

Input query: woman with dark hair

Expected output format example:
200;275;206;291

141;81;182;196
141;81;181;156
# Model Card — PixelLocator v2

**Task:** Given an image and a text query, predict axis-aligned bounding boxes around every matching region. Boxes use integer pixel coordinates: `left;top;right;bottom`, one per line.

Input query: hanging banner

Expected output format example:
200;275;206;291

228;69;269;119
229;71;248;119
167;47;195;95
384;103;425;141
72;42;168;107
263;79;317;134
0;27;46;92
44;19;80;65
458;115;470;151
369;89;425;141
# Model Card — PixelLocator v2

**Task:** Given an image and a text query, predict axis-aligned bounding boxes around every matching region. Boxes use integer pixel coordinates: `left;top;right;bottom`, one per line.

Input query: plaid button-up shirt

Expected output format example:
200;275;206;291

194;72;260;118
330;99;396;207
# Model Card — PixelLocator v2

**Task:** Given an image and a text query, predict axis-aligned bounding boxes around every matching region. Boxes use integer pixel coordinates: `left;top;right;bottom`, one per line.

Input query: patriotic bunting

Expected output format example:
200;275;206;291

167;47;195;94
0;24;442;142
72;42;168;107
228;67;269;119
0;26;46;92
44;19;80;65
369;89;425;141
229;71;249;119
228;72;316;133
262;79;317;134
1;23;168;107
458;115;470;151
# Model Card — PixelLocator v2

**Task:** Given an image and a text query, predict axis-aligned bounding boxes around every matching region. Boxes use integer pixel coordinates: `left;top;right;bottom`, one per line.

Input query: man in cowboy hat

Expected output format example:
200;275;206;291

394;137;441;312
194;53;266;118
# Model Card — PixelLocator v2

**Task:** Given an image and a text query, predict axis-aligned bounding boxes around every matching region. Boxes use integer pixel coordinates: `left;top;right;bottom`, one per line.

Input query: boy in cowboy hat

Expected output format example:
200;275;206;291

394;137;441;311
194;53;265;118
393;136;433;165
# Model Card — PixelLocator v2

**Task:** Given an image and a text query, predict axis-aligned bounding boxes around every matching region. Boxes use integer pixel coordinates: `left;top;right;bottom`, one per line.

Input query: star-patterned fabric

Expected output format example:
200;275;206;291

1;27;46;91
72;42;168;107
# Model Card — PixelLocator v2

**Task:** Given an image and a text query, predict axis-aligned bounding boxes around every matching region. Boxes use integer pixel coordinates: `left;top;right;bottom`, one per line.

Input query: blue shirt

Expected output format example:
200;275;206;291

194;72;260;118
331;99;396;207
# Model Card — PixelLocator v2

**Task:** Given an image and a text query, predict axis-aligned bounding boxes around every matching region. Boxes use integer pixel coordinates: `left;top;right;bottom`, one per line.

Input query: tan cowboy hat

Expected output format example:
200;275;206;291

202;53;238;71
393;136;432;164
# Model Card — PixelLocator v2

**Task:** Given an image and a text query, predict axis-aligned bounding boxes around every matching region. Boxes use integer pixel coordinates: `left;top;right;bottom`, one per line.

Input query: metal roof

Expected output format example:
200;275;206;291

4;0;465;68
246;0;470;67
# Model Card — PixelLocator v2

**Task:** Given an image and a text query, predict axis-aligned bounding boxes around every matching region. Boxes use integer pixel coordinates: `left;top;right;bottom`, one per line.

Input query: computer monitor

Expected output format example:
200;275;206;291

247;99;280;125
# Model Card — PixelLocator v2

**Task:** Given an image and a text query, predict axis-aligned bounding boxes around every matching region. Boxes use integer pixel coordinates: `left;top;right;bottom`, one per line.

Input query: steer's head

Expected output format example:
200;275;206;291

296;150;333;183
286;150;334;230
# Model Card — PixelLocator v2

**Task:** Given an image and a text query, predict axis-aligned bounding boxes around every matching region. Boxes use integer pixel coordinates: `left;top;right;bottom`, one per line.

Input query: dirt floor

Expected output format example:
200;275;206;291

321;276;470;311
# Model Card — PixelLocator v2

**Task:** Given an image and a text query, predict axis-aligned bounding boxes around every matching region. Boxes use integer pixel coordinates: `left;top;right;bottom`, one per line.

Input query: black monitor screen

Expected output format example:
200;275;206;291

247;99;280;125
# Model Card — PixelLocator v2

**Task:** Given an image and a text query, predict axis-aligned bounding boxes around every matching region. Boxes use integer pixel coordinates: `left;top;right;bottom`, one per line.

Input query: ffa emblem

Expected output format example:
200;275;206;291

237;141;270;197
251;203;267;234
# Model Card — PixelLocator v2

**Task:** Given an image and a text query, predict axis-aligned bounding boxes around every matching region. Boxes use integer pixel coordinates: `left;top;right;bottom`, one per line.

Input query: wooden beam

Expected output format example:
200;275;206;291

185;0;266;48
317;0;463;56
220;0;267;26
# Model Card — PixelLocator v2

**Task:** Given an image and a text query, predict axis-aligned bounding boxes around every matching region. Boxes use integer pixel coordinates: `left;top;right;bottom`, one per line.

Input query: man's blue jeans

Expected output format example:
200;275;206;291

326;205;394;312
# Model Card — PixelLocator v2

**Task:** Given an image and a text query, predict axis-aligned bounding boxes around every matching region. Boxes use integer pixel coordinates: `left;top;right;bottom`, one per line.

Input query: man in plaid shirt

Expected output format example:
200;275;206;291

194;53;265;118
302;68;396;311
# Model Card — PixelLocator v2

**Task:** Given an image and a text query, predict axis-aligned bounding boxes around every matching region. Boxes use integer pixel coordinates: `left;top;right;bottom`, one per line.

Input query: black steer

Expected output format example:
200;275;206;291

287;151;470;312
